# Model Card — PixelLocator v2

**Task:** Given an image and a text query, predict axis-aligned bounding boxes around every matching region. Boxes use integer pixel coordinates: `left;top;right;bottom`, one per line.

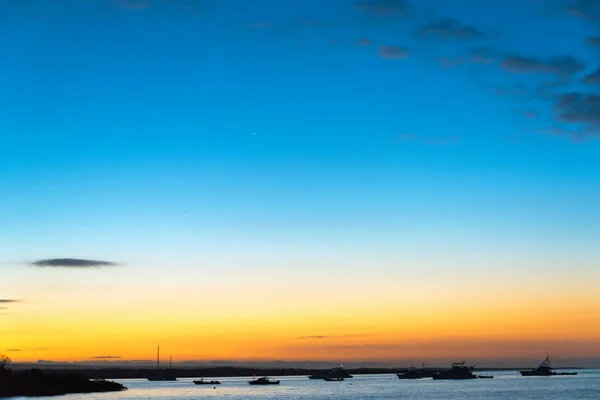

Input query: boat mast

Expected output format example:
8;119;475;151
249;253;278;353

170;356;172;370
157;346;160;370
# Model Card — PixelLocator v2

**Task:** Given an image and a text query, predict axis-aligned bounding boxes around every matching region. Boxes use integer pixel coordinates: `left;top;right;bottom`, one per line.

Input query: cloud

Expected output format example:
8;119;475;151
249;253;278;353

586;36;600;47
582;67;600;84
353;0;411;17
501;54;585;77
419;18;485;40
5;349;21;352
90;356;121;359
554;92;600;133
31;259;119;268
0;300;21;304
356;38;374;46
566;0;600;22
469;46;499;64
379;45;410;59
296;334;372;340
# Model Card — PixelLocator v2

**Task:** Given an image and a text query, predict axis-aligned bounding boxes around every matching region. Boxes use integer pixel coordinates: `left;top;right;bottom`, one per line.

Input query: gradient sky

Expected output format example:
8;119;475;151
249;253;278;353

1;0;600;366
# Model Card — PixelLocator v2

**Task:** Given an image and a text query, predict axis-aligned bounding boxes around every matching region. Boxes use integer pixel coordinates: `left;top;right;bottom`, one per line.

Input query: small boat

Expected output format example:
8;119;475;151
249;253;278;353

324;377;344;381
248;376;280;385
397;366;424;379
432;361;479;380
477;375;494;379
520;357;577;377
147;347;178;381
308;366;353;380
193;378;221;385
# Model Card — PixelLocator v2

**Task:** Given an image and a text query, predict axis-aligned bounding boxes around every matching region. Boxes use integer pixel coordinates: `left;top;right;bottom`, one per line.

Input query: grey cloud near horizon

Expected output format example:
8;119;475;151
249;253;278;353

296;334;373;340
0;299;21;303
31;258;119;268
90;356;122;359
379;45;410;58
353;0;411;17
419;18;485;40
501;54;585;77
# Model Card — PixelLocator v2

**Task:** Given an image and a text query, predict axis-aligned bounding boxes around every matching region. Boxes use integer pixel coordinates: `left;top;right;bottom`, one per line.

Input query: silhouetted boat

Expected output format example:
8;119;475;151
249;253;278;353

324;376;344;381
193;378;221;385
432;361;478;380
520;356;577;376
308;366;353;380
397;366;424;379
477;374;494;379
248;376;280;385
147;347;177;381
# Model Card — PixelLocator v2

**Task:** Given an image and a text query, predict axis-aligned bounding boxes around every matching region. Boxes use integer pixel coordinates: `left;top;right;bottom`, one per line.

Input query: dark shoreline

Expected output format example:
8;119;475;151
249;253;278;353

12;366;583;380
0;369;126;398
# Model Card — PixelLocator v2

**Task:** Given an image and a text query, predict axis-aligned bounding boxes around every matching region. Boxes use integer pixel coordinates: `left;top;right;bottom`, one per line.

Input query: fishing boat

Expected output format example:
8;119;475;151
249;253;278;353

397;365;424;379
248;376;280;385
432;361;478;380
520;357;577;377
147;347;177;381
193;378;221;385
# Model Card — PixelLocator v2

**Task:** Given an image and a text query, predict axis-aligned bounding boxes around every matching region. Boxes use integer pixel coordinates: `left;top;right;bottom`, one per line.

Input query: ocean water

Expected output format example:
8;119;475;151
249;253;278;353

14;370;600;400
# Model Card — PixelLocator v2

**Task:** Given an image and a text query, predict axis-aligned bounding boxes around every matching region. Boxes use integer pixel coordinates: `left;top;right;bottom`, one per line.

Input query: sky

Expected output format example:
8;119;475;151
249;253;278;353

1;0;600;367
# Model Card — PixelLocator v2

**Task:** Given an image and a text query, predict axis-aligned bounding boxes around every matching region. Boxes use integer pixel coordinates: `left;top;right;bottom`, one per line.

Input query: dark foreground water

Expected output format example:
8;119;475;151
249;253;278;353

13;370;600;400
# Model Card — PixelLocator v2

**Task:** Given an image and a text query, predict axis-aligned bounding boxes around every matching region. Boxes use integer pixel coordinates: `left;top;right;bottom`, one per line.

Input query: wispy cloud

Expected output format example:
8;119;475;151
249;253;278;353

554;93;600;133
419;18;485;40
582;66;600;84
356;38;374;46
5;349;21;352
31;259;119;268
586;36;600;47
90;356;121;359
0;300;21;304
565;0;600;22
296;334;372;340
379;45;410;59
353;0;411;17
501;54;585;78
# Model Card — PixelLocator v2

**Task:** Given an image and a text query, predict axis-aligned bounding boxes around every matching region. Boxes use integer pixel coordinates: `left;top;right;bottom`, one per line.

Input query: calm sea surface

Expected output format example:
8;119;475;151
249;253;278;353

15;370;600;400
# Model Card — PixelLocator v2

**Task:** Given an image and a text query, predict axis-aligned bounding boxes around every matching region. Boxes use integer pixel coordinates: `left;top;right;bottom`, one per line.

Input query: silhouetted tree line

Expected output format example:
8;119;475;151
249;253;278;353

0;355;126;397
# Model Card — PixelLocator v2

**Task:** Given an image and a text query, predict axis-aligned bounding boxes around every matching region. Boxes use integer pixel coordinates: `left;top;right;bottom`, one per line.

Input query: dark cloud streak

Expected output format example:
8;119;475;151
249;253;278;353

554;92;600;134
379;45;410;58
31;259;119;268
501;55;584;77
419;18;485;40
353;0;411;17
90;356;122;359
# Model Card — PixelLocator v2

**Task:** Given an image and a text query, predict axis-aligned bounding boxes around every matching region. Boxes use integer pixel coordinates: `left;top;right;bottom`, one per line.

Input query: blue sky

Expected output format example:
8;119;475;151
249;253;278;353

1;0;600;328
